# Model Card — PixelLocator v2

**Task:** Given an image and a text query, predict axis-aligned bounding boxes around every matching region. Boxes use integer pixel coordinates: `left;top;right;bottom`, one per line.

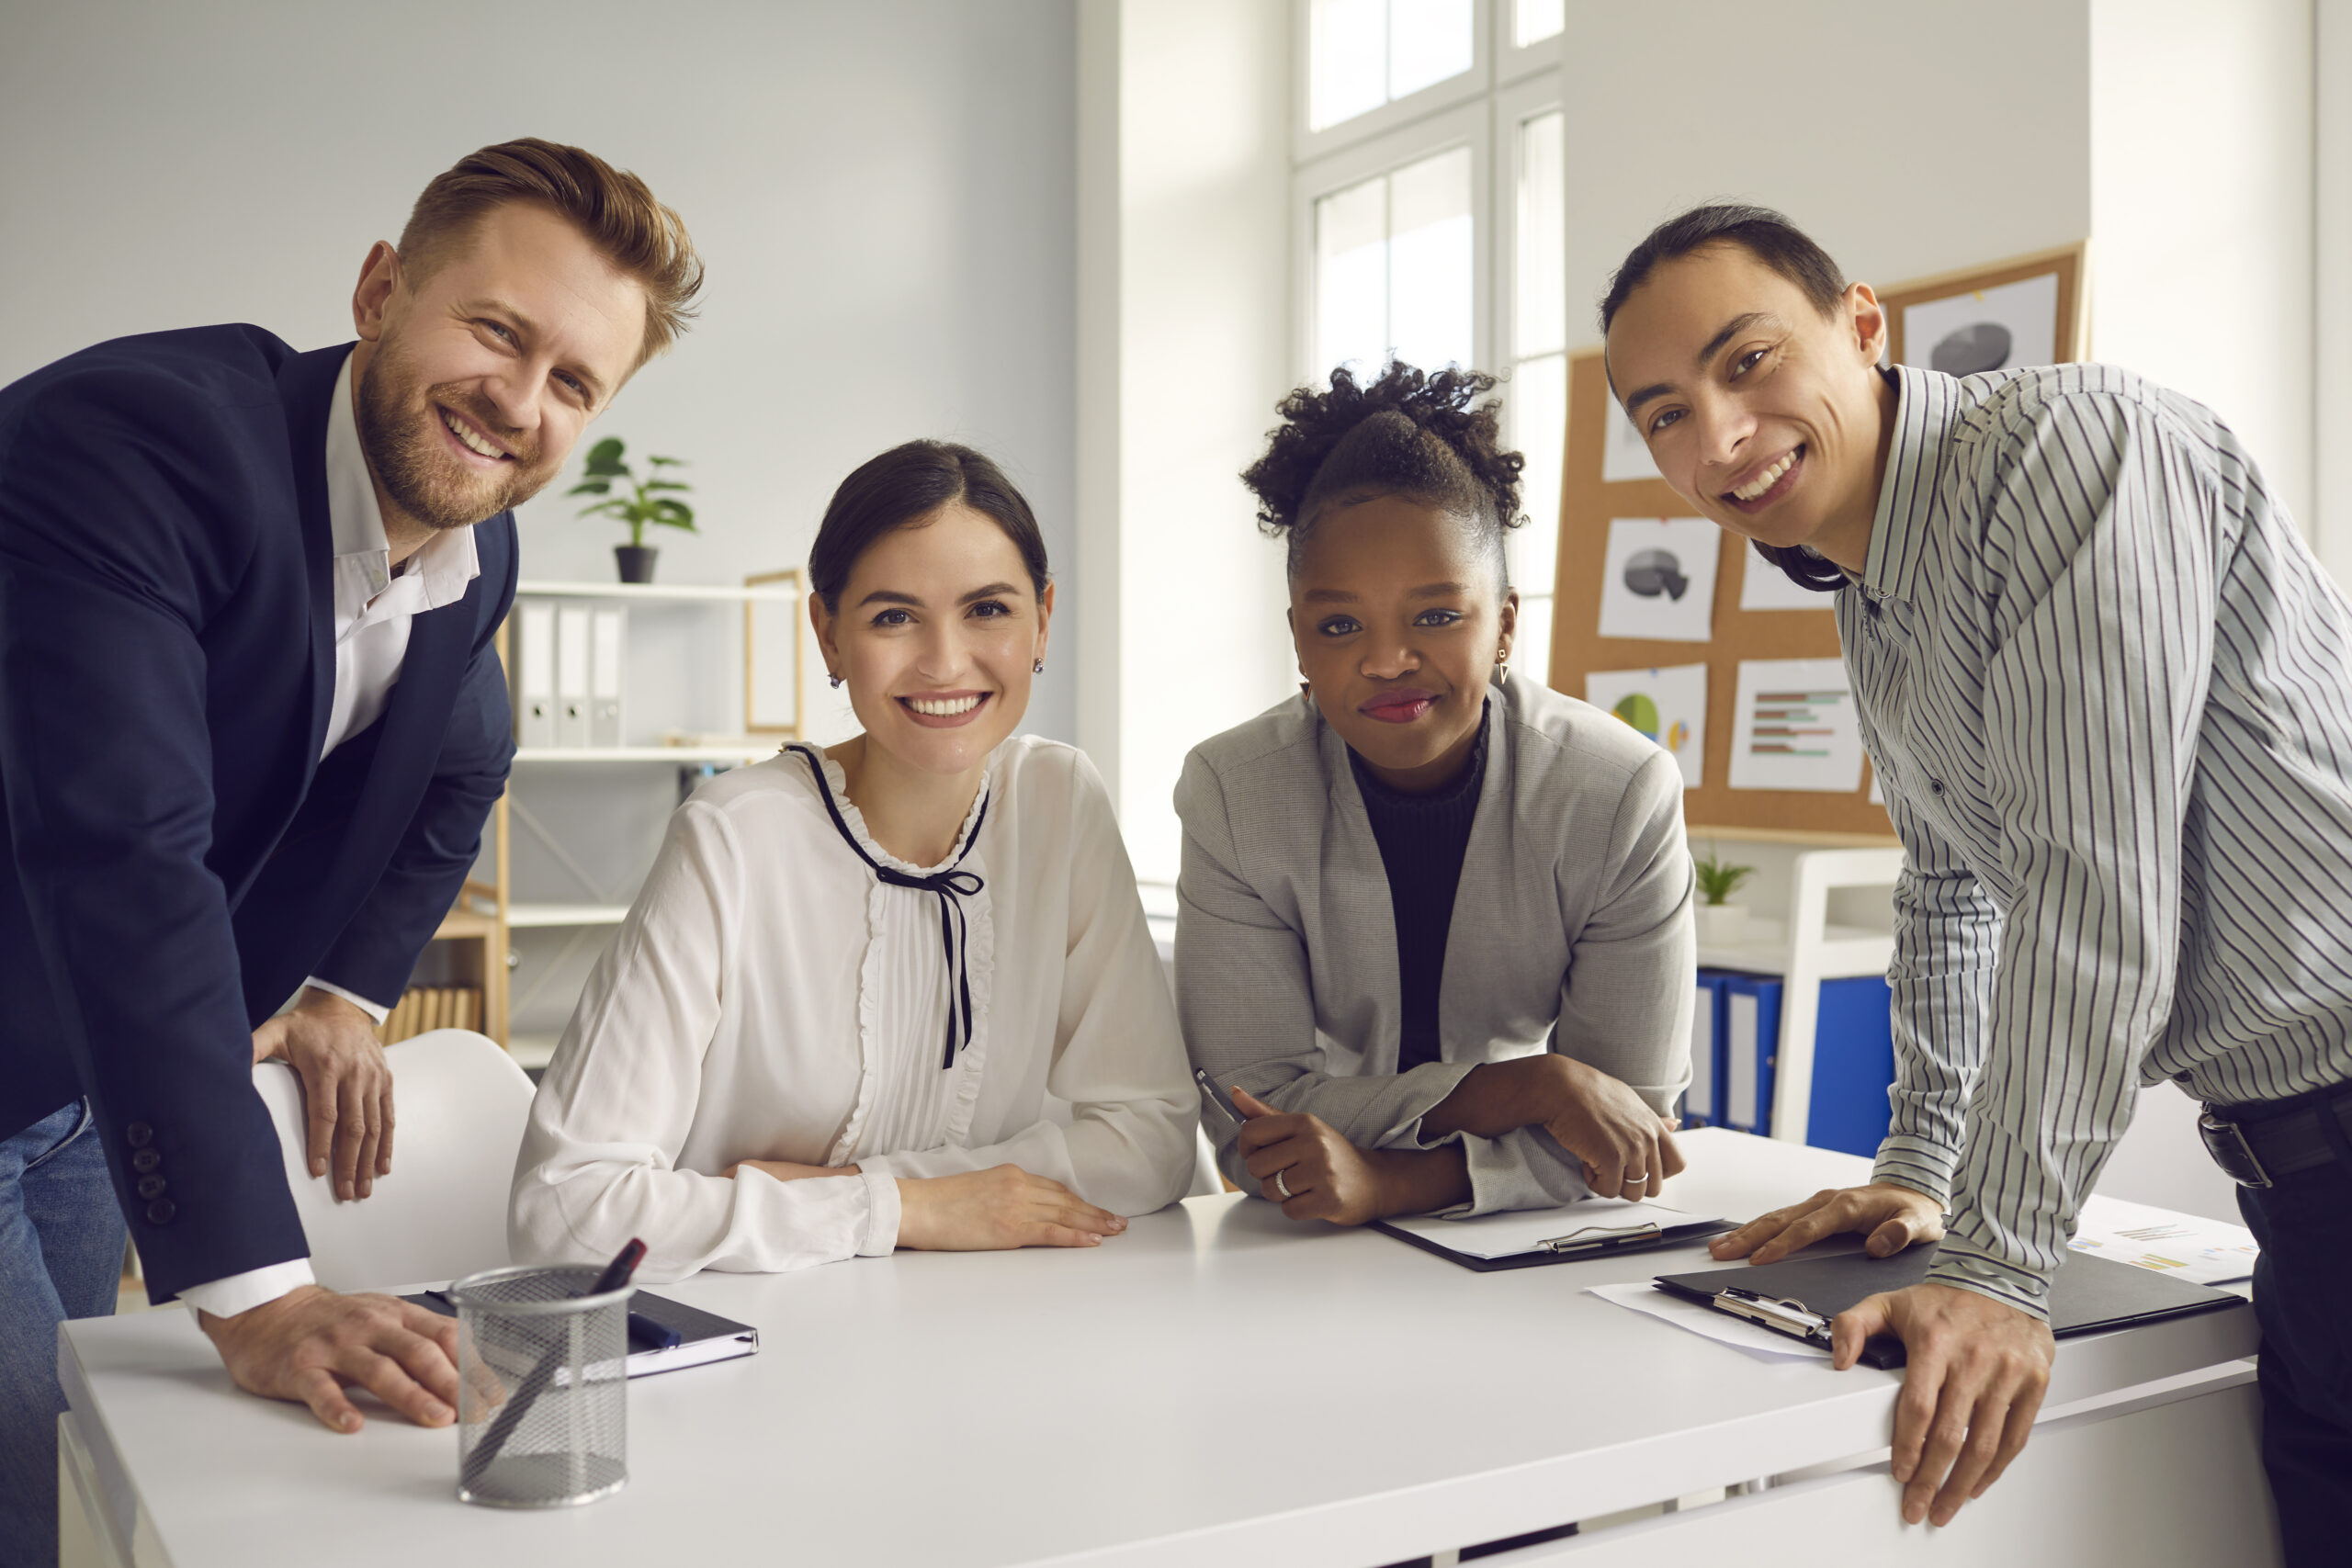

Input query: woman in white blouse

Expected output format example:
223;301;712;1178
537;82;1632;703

511;442;1197;1281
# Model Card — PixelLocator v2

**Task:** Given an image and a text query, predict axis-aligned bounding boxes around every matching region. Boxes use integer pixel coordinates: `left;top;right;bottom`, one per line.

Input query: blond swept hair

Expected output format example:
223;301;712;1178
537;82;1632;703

399;138;703;367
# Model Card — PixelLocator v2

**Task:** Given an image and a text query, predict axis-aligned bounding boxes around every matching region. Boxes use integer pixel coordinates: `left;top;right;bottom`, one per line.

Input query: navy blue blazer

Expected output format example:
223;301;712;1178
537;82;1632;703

0;326;516;1302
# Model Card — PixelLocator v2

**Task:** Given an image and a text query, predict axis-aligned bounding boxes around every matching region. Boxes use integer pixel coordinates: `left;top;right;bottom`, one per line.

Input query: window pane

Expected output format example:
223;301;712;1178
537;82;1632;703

1310;0;1388;130
1514;0;1566;48
1316;175;1390;380
1514;594;1555;688
1506;351;1566;592
1514;110;1566;358
1387;146;1474;373
1388;0;1474;100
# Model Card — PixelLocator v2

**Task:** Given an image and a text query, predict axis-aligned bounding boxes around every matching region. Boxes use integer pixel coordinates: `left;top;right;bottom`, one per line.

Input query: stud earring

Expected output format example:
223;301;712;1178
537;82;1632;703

828;671;844;689
1032;657;1046;674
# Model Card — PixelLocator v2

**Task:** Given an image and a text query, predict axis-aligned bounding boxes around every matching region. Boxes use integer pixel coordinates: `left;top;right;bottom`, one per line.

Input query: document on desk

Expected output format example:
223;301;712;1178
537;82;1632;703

1374;1197;1732;1272
2068;1199;2259;1286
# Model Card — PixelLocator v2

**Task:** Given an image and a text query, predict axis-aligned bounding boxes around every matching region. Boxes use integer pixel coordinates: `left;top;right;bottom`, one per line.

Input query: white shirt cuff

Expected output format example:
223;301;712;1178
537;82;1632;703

857;1169;902;1256
176;1258;316;1318
300;976;390;1026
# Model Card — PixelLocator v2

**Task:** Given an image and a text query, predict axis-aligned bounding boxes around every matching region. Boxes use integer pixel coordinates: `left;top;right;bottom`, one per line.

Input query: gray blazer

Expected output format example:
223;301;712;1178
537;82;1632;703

1173;671;1693;1214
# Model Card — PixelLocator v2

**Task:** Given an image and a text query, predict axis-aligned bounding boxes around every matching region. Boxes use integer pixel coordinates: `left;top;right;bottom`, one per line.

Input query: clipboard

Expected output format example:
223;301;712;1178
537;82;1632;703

1653;1242;2246;1368
1374;1200;1736;1273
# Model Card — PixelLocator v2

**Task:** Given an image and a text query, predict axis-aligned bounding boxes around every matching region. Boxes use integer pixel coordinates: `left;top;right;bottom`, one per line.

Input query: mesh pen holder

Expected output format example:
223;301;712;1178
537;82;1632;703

448;1264;633;1508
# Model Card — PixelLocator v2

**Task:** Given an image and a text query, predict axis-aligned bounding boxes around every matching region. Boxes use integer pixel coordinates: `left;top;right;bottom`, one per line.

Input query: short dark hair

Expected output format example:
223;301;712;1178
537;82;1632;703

808;441;1049;613
1600;203;1851;594
1238;362;1525;583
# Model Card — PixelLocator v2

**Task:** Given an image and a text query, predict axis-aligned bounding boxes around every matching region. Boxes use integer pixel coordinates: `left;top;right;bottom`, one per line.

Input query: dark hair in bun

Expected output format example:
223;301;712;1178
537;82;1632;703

1238;361;1525;582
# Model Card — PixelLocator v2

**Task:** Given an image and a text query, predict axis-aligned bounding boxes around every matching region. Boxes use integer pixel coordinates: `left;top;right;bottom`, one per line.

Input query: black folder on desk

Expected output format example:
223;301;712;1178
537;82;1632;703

1373;1205;1736;1272
1654;1244;2245;1369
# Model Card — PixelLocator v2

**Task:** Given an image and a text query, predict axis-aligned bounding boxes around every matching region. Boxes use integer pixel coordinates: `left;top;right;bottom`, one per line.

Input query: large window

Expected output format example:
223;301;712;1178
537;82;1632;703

1296;0;1566;682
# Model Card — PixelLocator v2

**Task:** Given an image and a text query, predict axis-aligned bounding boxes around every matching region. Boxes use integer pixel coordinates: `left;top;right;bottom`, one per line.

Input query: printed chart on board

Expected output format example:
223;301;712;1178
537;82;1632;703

1727;658;1866;794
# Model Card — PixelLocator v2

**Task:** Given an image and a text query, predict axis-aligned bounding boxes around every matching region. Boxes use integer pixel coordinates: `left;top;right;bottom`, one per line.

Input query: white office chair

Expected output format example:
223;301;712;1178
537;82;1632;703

253;1029;536;1292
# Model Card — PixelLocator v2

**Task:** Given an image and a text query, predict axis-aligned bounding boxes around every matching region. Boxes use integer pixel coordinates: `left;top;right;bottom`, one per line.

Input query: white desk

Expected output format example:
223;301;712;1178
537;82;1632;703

59;1131;2276;1567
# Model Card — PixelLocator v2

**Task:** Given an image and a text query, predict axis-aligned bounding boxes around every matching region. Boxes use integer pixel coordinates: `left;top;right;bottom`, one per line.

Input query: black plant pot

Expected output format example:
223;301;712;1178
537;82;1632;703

615;545;659;584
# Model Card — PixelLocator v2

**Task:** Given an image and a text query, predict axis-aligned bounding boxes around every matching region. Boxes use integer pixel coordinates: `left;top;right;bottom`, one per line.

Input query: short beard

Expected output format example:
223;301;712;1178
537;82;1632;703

354;337;555;532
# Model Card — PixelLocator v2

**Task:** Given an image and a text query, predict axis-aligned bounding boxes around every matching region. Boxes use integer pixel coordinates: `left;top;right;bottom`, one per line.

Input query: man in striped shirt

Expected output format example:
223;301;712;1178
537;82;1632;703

1600;204;2352;1552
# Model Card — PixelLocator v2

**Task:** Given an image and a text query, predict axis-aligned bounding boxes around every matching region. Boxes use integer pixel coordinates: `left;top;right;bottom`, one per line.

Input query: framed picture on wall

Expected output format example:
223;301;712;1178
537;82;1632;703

1882;243;2086;376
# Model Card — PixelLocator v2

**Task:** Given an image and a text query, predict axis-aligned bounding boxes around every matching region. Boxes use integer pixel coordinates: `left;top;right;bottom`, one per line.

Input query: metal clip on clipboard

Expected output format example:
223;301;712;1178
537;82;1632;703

1711;1286;1837;1349
1538;1221;1664;1256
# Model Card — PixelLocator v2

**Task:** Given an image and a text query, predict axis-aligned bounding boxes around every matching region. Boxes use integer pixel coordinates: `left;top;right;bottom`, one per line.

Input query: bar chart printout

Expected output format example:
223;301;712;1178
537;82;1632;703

1727;657;1868;793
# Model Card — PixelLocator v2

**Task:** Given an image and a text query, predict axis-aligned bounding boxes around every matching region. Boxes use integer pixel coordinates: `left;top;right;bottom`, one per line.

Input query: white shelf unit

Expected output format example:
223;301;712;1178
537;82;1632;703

1695;847;1905;1147
486;576;808;1036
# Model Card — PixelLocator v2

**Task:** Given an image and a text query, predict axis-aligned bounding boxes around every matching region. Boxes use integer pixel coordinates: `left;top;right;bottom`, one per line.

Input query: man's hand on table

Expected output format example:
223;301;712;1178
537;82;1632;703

251;987;394;1201
1834;1282;2055;1526
1708;1180;1946;1265
199;1285;461;1434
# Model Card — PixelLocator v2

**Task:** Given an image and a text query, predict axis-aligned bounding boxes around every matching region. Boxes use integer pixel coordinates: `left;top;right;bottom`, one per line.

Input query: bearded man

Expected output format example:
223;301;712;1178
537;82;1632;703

0;138;699;1563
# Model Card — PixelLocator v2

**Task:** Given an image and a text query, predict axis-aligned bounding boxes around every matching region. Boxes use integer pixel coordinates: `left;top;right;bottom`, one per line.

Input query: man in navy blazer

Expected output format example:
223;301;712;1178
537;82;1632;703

0;139;699;1560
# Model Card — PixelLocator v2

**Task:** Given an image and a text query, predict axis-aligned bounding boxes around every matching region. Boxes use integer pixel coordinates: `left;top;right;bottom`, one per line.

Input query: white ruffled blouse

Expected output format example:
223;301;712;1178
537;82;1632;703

509;736;1198;1283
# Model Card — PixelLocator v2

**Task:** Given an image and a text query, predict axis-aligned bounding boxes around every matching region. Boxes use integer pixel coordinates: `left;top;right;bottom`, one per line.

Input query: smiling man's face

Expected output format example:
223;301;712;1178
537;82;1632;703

1604;243;1892;573
350;202;647;537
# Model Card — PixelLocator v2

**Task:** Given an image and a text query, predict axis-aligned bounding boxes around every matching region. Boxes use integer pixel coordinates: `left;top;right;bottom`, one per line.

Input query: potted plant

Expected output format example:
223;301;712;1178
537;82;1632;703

569;437;695;583
1692;846;1757;944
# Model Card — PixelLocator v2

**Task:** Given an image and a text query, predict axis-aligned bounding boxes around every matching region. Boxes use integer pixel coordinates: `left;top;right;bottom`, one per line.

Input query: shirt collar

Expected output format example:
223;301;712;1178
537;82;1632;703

325;353;481;613
1860;364;1962;605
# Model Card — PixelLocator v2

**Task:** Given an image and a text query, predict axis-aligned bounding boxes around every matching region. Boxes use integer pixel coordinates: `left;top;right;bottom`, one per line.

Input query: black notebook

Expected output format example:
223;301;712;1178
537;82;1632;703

403;1287;760;1377
1654;1244;2246;1369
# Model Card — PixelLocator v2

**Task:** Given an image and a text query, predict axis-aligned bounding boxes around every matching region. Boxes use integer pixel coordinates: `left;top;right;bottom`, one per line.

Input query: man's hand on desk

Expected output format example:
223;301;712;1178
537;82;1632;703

251;987;394;1202
1708;1181;1946;1265
198;1285;461;1435
1833;1282;2054;1527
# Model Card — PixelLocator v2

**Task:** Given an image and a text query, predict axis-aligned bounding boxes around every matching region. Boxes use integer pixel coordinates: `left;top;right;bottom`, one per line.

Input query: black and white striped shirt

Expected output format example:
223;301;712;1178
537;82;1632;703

1838;363;2352;1317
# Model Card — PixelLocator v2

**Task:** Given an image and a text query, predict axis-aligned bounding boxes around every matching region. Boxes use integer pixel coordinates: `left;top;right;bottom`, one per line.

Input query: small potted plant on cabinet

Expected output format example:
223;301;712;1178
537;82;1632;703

1692;846;1757;945
570;437;695;583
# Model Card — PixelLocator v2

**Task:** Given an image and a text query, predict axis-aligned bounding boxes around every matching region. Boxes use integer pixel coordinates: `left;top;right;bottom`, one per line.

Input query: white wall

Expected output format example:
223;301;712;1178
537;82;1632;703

2092;0;2316;533
1560;0;2093;355
0;0;1079;744
1077;0;1297;884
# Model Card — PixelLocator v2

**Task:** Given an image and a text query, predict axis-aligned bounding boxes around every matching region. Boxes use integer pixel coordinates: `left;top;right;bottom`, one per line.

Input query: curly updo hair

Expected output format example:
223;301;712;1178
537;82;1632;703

1238;362;1526;584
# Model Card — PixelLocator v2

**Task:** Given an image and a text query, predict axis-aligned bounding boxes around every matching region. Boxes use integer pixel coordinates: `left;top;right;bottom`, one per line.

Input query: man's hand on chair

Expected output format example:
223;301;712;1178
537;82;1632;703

251;987;393;1201
199;1286;461;1433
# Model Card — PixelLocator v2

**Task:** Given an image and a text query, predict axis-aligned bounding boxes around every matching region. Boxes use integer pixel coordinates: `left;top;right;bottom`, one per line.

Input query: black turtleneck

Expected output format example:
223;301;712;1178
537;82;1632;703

1347;705;1489;1074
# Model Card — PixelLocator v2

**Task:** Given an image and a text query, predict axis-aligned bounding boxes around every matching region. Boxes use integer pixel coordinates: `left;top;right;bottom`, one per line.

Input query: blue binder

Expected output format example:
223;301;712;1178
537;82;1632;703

1680;973;1728;1128
1804;975;1896;1158
1717;972;1782;1135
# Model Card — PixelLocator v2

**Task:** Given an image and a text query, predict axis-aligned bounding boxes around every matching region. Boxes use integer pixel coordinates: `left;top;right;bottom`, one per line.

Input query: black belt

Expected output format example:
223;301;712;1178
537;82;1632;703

2198;1086;2352;1189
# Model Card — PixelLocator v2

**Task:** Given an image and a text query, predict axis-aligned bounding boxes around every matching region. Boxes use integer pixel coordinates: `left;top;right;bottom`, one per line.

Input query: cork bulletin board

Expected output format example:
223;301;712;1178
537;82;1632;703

1544;243;2086;841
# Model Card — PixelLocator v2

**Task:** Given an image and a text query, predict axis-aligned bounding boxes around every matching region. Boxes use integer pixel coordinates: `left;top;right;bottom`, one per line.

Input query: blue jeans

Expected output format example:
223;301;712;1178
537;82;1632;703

0;1101;127;1568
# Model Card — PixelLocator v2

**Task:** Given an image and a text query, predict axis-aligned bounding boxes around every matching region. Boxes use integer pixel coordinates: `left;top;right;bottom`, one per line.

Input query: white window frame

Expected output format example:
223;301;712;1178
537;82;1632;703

1293;0;1494;164
1491;69;1566;368
1497;0;1565;85
1292;100;1494;391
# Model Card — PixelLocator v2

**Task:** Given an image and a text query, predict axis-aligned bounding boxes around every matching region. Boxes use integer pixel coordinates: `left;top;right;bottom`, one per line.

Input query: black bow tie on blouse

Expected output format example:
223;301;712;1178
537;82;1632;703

794;747;990;1069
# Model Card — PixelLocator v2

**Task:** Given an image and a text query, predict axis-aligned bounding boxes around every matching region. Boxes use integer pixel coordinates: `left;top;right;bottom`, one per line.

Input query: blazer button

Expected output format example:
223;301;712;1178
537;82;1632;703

137;1175;168;1201
145;1199;175;1225
130;1148;162;1173
126;1122;155;1148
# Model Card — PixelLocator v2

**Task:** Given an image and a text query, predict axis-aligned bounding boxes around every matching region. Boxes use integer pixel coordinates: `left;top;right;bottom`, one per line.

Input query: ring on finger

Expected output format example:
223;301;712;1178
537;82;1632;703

1273;1169;1293;1200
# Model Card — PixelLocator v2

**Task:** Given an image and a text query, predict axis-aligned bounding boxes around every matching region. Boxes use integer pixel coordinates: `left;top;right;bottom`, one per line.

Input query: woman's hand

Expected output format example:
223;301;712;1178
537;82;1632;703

1230;1088;1394;1224
1528;1057;1684;1200
1709;1182;1946;1265
723;1159;859;1183
895;1165;1126;1251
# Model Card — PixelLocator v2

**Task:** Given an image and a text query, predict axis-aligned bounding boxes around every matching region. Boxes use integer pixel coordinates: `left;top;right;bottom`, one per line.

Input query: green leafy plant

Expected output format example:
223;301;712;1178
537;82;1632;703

568;437;695;547
1692;845;1757;907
